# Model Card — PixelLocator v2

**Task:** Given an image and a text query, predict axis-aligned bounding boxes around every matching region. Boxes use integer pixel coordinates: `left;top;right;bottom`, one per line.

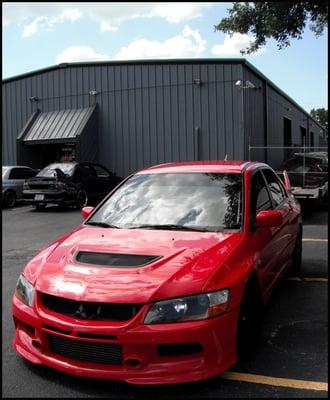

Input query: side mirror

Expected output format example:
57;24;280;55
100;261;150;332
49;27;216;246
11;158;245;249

256;210;283;228
81;206;94;220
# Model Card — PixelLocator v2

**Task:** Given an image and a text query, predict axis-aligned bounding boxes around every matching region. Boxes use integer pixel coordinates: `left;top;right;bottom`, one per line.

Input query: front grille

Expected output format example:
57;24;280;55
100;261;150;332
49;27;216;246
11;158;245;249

75;251;161;268
49;335;123;365
41;292;142;321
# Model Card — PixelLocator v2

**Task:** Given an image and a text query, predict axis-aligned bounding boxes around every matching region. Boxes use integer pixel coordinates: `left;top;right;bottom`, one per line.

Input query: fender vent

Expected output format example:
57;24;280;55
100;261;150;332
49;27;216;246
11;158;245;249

75;251;161;267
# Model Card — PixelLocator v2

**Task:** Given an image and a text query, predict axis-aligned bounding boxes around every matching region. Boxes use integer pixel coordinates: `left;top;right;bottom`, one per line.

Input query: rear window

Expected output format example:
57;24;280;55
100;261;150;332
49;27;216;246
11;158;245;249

37;163;76;178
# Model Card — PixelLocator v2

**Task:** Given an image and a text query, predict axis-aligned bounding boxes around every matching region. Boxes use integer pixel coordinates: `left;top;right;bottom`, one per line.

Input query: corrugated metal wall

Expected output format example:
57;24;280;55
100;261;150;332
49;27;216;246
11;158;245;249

266;86;326;168
2;61;245;177
242;67;266;163
2;60;326;177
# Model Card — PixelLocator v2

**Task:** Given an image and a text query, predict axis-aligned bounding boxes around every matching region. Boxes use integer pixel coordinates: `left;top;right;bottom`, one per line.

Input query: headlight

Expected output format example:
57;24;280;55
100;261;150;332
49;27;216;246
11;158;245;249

23;182;29;190
144;289;230;324
16;275;35;307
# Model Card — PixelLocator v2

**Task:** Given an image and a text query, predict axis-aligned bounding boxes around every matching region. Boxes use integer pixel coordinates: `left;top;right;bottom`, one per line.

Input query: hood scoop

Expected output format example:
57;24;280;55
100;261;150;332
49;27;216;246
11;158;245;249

75;251;162;268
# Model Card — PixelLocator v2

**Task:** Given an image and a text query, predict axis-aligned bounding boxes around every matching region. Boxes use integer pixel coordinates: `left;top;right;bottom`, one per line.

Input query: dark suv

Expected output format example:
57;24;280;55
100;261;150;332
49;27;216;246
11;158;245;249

22;162;122;210
280;152;328;204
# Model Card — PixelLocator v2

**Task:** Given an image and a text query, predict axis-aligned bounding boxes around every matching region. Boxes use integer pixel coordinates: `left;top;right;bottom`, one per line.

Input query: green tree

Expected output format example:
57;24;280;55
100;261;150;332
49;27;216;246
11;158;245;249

215;2;328;54
310;108;328;131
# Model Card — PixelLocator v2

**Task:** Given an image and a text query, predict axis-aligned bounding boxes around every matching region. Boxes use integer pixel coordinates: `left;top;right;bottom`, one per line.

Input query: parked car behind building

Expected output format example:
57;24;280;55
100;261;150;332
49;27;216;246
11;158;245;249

280;152;328;205
2;166;38;208
22;162;122;210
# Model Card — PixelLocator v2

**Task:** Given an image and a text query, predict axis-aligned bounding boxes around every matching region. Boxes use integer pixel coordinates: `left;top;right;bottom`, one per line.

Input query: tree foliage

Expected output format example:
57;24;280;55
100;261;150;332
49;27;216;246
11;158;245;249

310;108;328;131
215;2;328;54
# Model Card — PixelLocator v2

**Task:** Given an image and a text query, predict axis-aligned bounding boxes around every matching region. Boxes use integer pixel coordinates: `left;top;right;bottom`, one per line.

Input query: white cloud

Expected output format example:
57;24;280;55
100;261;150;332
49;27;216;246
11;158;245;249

115;24;207;59
100;21;118;32
22;16;46;38
21;8;83;37
3;3;207;36
56;46;110;64
212;33;265;56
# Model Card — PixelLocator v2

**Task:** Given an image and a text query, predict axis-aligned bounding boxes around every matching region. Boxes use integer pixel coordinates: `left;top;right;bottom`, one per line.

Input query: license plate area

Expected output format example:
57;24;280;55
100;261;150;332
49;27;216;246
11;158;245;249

34;194;45;201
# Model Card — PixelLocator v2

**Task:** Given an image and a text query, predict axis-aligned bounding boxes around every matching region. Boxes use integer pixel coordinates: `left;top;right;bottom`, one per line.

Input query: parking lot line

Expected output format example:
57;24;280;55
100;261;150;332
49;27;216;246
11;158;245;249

220;371;328;392
302;238;328;242
287;277;328;282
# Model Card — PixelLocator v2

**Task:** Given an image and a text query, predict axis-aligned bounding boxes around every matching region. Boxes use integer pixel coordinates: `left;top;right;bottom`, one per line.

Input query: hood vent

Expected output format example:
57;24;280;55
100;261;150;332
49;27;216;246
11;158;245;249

75;251;161;268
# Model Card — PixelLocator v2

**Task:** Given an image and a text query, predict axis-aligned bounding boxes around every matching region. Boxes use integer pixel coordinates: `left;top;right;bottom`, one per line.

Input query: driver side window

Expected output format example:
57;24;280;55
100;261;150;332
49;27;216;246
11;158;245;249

251;171;272;216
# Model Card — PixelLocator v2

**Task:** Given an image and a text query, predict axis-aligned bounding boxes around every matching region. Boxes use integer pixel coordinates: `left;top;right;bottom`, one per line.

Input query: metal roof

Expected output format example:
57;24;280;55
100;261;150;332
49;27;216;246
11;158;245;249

23;106;96;144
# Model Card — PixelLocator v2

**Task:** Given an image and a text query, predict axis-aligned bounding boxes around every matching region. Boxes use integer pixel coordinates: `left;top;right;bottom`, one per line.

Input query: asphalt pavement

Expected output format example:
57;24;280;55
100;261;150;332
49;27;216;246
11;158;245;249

2;203;328;398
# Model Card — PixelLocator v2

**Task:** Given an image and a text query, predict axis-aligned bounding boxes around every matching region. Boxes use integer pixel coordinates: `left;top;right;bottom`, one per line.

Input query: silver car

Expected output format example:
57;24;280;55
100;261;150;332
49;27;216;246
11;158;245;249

2;166;37;207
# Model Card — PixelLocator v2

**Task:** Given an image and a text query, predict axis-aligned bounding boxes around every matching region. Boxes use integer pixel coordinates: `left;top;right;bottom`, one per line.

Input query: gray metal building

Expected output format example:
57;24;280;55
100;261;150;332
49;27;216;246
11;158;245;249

2;59;327;177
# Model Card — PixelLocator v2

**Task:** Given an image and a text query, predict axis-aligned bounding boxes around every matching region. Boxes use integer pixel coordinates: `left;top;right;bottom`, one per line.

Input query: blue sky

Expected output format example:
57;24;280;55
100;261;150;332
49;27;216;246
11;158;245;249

2;2;328;112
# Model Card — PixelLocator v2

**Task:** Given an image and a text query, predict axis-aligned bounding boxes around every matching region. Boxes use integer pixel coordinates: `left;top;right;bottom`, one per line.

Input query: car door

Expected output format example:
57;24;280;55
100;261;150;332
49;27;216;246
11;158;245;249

92;164;115;200
261;168;293;283
74;164;98;198
250;169;277;293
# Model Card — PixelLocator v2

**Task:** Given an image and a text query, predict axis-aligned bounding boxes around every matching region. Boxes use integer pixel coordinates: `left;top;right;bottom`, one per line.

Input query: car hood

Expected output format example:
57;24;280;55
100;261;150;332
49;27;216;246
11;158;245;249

25;226;242;303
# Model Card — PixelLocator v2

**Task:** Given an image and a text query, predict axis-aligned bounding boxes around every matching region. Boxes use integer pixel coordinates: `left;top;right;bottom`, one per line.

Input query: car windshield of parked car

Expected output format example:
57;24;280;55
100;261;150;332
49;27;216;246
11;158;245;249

87;173;243;231
2;167;9;178
37;163;75;178
283;154;328;173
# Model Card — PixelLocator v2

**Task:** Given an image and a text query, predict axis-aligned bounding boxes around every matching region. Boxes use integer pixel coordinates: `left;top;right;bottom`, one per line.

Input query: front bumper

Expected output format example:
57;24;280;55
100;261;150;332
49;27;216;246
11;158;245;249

12;294;239;384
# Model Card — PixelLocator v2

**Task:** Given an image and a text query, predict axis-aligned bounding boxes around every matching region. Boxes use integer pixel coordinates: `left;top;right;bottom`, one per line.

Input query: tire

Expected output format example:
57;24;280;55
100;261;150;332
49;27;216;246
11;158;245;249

236;278;264;361
76;190;88;208
3;190;16;208
33;203;46;211
290;227;302;275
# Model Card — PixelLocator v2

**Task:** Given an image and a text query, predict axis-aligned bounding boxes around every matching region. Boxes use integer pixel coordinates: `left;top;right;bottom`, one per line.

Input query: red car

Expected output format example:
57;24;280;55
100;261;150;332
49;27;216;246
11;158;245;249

12;161;302;385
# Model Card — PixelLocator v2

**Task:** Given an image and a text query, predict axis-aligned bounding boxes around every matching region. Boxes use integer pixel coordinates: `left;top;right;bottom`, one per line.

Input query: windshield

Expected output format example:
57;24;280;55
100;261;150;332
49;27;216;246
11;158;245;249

87;173;243;231
2;167;9;178
37;163;76;178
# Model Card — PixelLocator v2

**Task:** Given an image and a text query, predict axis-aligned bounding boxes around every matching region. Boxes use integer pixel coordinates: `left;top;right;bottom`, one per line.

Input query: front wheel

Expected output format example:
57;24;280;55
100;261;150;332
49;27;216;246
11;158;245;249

236;279;264;361
76;190;88;208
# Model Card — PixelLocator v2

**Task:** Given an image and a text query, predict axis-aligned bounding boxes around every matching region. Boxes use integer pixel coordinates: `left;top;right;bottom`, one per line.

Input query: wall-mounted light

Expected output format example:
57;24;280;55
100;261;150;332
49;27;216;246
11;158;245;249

193;78;202;86
234;80;260;90
89;90;98;96
29;96;39;102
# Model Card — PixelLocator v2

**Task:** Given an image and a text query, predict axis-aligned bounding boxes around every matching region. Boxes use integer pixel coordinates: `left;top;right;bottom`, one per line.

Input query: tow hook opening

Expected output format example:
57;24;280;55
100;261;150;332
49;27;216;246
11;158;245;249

32;339;42;351
124;358;143;368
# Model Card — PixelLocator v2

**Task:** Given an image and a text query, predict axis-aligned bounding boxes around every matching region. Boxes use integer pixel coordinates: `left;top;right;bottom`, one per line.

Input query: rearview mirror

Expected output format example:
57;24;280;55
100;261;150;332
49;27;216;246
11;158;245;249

81;206;94;220
256;210;283;228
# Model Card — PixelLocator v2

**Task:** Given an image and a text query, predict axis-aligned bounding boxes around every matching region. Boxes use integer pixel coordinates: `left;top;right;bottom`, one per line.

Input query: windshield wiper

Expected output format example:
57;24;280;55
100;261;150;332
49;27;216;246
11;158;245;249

128;224;210;232
85;221;120;229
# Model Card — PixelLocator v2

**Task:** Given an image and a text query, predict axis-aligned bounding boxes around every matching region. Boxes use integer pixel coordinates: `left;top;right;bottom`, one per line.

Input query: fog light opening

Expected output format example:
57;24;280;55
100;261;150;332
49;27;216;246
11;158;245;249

32;339;42;351
124;358;142;368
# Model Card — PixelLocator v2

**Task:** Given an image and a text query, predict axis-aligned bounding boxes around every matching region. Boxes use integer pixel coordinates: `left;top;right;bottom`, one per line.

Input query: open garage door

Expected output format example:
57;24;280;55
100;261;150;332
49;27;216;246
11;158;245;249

17;105;98;169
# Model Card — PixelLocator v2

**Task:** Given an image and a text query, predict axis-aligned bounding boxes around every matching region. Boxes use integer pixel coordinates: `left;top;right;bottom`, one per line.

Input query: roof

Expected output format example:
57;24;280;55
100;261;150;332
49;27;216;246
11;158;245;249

2;58;325;133
138;160;262;174
21;106;96;145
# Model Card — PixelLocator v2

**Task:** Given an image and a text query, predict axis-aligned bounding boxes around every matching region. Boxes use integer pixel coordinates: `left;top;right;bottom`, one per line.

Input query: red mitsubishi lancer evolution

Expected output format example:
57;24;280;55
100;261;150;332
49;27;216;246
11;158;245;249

12;161;302;385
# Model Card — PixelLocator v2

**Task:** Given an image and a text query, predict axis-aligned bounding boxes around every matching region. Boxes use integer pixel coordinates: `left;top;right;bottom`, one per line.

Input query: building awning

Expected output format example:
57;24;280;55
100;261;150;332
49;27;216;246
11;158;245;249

21;106;96;145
